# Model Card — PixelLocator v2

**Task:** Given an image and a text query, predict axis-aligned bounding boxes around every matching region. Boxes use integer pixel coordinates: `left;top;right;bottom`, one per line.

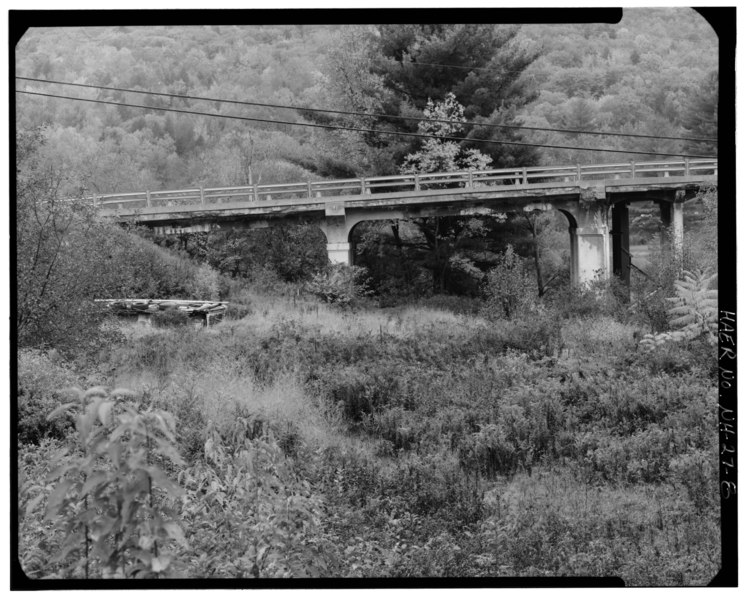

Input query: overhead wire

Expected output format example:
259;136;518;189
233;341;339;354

16;75;718;144
15;89;716;159
16;90;715;159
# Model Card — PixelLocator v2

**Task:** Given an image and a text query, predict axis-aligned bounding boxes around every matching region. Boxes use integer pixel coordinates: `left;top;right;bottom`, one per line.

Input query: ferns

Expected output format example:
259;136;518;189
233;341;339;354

639;268;718;350
668;270;718;339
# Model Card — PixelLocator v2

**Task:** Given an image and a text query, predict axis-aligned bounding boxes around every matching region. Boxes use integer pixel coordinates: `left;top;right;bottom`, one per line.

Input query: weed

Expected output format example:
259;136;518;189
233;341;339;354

42;387;186;578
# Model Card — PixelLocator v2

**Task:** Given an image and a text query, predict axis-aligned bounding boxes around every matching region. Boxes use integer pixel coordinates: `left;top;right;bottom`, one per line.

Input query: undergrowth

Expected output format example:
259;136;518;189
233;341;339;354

17;277;720;583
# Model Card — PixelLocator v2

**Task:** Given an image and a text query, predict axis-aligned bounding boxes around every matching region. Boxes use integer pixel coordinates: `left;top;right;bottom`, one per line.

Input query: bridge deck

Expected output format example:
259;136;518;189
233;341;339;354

95;159;717;224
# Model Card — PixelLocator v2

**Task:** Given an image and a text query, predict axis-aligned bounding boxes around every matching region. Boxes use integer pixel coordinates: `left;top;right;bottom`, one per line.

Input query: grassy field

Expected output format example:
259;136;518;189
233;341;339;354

17;286;720;583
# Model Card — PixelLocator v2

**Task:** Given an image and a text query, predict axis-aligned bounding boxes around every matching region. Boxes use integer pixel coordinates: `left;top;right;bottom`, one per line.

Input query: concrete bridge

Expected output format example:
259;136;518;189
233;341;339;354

96;158;717;286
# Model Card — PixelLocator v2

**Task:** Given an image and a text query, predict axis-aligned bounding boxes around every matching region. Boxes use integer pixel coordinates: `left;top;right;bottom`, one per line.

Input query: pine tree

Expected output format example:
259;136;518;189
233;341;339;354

314;24;542;174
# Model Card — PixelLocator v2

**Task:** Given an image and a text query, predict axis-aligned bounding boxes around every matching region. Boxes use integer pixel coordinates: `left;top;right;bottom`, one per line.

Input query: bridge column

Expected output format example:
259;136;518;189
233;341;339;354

320;201;352;265
611;201;630;285
658;190;685;260
571;225;611;286
568;187;611;286
327;241;352;264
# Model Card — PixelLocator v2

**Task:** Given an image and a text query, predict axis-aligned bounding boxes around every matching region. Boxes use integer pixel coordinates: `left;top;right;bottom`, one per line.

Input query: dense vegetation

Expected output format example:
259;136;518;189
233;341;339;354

15;11;721;584
18;260;719;581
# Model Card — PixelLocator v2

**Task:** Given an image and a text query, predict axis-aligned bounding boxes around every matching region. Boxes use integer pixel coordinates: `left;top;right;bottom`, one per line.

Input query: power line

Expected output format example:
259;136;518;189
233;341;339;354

16;75;718;144
16;89;716;159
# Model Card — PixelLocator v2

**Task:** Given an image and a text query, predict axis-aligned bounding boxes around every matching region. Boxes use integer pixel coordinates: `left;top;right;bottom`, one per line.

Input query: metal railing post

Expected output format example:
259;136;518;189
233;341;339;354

522;167;528;185
576;164;582;181
468;170;474;188
146;190;151;208
307;181;313;198
361;178;366;195
684;158;690;176
253;184;259;202
414;174;420;191
200;186;205;205
630;161;636;177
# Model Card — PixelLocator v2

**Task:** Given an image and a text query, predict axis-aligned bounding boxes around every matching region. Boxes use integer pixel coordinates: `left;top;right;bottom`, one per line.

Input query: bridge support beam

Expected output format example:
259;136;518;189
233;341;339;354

567;188;611;287
658;192;685;260
320;201;353;265
570;225;611;286
327;241;352;264
611;201;630;286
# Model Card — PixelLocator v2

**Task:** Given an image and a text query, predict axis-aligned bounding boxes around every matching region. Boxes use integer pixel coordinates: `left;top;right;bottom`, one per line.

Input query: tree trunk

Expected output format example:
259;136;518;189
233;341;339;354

526;213;545;297
391;221;413;295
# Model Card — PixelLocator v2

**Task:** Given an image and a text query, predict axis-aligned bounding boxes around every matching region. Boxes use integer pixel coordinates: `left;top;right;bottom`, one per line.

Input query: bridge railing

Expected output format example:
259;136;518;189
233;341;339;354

94;158;717;211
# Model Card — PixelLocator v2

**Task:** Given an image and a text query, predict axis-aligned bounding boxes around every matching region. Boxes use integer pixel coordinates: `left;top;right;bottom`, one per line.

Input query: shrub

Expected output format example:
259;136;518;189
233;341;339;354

249;265;291;296
413;294;483;315
561;316;638;357
669;450;718;513
486;307;564;358
178;419;330;577
19;437;89;579
636;340;714;376
639;268;718;352
546;272;629;320
17;349;79;445
481;245;536;319
185;264;221;300
322;365;400;425
42;387;187;579
224;302;252;321
305;264;371;307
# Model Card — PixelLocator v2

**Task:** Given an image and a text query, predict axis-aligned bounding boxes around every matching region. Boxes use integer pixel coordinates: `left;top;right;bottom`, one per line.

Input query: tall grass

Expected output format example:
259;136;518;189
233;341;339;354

18;279;720;582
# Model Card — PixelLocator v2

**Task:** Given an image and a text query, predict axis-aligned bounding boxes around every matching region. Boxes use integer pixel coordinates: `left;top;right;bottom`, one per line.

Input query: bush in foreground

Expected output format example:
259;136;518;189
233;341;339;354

306;264;371;307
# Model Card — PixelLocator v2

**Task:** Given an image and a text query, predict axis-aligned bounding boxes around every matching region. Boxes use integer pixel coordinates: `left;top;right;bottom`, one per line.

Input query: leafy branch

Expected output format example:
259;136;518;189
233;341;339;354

639;268;717;351
44;387;187;578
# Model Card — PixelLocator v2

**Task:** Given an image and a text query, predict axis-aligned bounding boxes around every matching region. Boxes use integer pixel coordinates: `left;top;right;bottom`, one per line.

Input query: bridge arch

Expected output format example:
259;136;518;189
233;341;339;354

319;203;615;288
556;208;578;229
322;207;591;288
318;210;412;265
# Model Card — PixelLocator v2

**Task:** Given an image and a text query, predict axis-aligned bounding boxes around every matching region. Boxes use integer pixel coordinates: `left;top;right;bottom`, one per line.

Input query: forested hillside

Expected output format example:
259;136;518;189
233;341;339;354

16;25;336;195
16;9;717;195
517;10;718;162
